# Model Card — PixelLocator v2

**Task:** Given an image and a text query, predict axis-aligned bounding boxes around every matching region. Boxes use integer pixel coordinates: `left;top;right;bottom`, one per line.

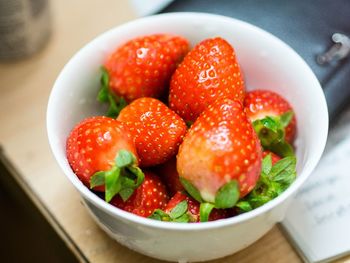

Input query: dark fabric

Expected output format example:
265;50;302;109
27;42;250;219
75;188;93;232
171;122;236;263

160;0;350;122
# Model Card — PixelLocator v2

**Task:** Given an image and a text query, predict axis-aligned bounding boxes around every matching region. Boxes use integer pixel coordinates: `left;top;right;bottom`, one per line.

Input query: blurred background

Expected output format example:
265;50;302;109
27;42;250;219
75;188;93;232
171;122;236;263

0;0;349;262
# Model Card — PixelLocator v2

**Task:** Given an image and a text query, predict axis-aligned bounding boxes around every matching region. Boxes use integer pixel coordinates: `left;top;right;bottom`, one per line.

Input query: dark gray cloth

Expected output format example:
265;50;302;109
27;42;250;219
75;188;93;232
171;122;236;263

160;0;350;122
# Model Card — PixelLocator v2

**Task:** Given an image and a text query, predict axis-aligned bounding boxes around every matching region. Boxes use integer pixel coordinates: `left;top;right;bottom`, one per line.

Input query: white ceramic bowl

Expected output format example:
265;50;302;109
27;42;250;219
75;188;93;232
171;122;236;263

47;13;328;262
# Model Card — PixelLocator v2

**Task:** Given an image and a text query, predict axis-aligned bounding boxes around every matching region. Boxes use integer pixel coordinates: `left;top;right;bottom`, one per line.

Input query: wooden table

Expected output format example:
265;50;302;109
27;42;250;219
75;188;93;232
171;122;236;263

0;1;348;262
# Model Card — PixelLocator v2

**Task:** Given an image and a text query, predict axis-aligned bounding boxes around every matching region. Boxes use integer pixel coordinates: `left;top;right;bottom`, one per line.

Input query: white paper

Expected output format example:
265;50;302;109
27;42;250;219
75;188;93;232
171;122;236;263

282;136;350;263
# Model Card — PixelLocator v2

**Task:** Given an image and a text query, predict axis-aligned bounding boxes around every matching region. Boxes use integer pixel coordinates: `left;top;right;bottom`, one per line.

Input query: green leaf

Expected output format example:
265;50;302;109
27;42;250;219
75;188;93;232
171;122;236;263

97;66;127;118
106;94;127;118
199;203;215;222
259;116;280;132
237;155;297;212
270;156;297;187
90;171;105;189
100;66;109;87
105;167;122;202
169;200;188;219
266;181;284;197
253;119;284;147
117;158;144;202
120;176;136;188
89;149;145;203
262;154;272;175
97;67;110;103
148;213;162;221
280;111;294;127
106;94;119;118
148;209;170;221
115;150;136;167
119;188;134;202
253;113;295;158
215;180;240;209
180;177;203;203
266;141;294;157
97;85;109;102
173;213;190;223
249;195;273;208
236;201;253;212
126;166;144;188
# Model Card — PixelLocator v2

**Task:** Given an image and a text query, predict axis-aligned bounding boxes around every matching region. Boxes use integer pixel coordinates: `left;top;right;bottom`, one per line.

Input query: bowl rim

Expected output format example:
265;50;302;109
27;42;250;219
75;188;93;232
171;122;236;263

47;12;329;231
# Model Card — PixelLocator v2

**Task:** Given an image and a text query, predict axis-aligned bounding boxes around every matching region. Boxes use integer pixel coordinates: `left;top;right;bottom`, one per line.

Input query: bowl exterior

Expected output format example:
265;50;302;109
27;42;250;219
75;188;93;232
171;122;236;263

82;195;293;262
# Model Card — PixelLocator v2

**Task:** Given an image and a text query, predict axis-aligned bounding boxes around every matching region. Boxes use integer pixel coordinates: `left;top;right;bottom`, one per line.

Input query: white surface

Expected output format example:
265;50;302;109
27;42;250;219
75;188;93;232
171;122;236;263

283;129;350;263
130;0;173;16
47;13;328;262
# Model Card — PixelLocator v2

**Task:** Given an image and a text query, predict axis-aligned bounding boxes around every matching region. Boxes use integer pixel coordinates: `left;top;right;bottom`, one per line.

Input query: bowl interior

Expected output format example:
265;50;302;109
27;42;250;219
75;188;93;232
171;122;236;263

47;13;328;229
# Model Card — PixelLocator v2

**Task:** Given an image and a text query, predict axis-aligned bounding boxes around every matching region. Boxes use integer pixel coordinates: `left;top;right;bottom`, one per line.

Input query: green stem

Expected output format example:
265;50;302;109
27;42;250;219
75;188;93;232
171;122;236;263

199;203;215;222
90;150;144;202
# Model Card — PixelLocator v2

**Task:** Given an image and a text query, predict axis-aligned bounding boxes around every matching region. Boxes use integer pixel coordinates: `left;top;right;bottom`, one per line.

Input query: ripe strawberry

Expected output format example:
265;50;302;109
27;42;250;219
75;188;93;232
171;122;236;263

177;98;262;208
169;37;245;123
155;157;184;196
118;97;187;167
66;116;143;202
111;172;169;217
104;34;189;102
244;89;296;144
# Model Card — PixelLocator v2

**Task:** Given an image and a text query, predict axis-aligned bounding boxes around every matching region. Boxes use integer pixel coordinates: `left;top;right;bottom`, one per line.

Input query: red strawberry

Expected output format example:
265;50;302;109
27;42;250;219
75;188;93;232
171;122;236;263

244;89;296;144
163;192;228;222
111;172;169;217
66;116;137;188
262;150;281;165
66;116;143;202
177;98;262;208
118;97;187;167
155;157;184;196
105;34;189;102
169;37;245;123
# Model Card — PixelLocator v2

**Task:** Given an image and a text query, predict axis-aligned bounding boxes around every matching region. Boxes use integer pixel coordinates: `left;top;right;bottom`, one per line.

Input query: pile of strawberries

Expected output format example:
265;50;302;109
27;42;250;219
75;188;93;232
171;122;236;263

66;34;297;222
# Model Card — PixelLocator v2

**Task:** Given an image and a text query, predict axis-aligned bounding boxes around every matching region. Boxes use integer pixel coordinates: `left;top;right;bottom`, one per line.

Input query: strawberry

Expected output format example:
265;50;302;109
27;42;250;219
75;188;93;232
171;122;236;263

169;37;245;123
244;90;297;156
155;157;184;196
149;192;229;222
66;116;144;202
118;97;187;167
177;98;262;211
110;172;169;217
103;34;189;103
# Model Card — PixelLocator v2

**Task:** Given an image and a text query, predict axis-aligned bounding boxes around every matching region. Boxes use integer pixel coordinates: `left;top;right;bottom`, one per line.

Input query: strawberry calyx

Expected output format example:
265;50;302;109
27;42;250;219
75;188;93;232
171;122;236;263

97;67;127;118
179;177;203;203
179;177;240;222
149;200;194;223
236;153;297;213
253;111;294;157
90;149;144;203
199;203;215;222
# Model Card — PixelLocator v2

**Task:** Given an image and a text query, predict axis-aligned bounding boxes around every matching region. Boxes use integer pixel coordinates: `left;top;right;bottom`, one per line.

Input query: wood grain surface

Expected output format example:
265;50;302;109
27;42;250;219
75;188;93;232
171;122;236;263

0;1;349;262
